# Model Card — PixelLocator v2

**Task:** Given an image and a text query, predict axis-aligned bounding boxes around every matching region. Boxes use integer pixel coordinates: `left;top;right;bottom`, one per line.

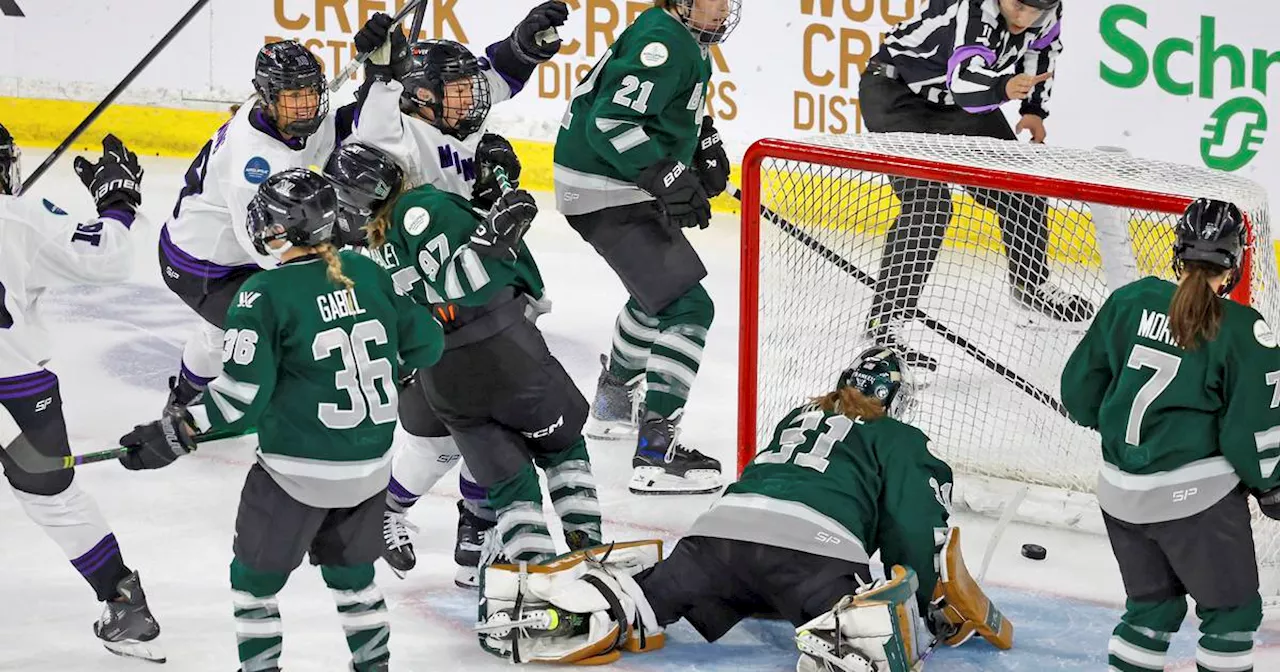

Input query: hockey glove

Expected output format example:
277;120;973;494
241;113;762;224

693;116;730;198
118;406;197;471
473;133;523;210
471;189;537;260
354;12;395;55
636;159;712;230
74;134;142;216
510;1;569;64
1258;487;1280;521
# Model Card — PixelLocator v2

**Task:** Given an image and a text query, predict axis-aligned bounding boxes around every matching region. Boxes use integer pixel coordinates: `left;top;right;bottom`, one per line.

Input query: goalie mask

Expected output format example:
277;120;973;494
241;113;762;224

246;168;338;259
400;40;493;140
1173;198;1247;295
0;123;20;196
837;347;917;423
323;142;404;247
662;0;742;45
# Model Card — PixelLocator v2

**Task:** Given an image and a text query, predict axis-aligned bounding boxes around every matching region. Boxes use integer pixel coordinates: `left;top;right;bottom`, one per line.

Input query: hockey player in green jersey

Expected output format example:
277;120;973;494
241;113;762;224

474;348;1014;668
117;169;444;672
553;0;742;495
327;140;603;567
1062;198;1280;672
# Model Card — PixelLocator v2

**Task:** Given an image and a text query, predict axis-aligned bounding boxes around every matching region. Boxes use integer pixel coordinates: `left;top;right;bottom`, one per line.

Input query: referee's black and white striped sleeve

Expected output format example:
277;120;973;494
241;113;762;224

1020;6;1064;119
946;0;1014;114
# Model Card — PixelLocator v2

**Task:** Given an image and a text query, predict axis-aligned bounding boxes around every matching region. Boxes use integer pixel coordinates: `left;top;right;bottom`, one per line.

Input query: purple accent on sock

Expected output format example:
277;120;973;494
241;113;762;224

72;534;121;576
0;369;58;400
459;475;487;502
388;475;420;504
160;226;259;279
1030;21;1061;51
180;362;215;388
946;44;998;90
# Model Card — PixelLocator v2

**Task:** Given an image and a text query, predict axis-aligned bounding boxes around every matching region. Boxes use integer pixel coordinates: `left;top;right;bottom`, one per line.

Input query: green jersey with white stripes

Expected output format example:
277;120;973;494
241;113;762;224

552;7;711;216
366;184;544;312
686;404;953;612
204;251;444;508
1062;276;1280;523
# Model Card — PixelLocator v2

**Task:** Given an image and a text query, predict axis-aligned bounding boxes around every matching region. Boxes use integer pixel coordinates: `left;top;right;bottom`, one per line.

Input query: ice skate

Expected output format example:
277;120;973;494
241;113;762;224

629;410;723;495
454;499;496;588
381;509;418;578
1011;279;1095;323
583;355;645;442
94;570;165;663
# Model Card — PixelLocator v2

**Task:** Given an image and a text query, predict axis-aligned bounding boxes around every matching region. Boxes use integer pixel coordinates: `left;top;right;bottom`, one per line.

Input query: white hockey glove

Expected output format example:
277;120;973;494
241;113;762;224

476;540;664;665
795;565;931;672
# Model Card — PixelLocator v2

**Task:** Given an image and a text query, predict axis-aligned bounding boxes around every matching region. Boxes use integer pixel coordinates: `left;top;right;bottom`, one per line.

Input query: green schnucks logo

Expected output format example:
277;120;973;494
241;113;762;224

1099;4;1275;172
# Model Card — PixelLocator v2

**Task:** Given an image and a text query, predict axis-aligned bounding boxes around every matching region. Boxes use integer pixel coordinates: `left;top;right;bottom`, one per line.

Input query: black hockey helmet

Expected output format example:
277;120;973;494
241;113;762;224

1173;198;1248;293
323;142;404;247
662;0;743;45
836;346;917;422
400;40;492;140
1019;0;1060;9
253;41;330;138
246;168;339;258
0;122;19;196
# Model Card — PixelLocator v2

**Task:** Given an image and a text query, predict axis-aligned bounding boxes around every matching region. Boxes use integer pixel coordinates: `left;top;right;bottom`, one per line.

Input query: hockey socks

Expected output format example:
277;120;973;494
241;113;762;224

609;302;658;380
231;559;288;672
385;434;462;512
323;564;391;671
12;484;131;602
1195;596;1260;672
535;438;602;550
490;464;558;564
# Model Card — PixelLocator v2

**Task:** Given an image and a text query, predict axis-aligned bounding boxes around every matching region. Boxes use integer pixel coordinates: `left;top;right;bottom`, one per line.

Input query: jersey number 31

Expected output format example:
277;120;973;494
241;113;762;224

755;410;853;473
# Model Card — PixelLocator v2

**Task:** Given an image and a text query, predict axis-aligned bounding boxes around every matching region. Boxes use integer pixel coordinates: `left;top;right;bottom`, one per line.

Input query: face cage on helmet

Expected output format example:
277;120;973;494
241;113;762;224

408;71;492;140
671;0;743;45
258;79;330;138
0;144;19;196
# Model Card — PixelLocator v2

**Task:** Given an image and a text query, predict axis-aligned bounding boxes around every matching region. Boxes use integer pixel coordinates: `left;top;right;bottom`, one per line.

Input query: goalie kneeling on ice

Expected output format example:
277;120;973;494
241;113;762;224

795;528;1014;672
476;540;665;665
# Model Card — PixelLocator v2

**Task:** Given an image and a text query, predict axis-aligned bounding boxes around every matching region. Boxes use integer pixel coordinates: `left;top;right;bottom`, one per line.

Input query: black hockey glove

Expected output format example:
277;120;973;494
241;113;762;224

1258;487;1280;521
74;134;142;216
693;116;730;198
354;12;396;55
510;1;569;64
473;133;523;210
364;27;412;83
117;406;197;471
471;189;537;260
636;159;712;230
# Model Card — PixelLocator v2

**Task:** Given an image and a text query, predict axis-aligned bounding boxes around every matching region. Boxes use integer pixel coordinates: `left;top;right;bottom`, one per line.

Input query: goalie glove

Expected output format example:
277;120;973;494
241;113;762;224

794;565;931;672
477;540;665;665
471;189;537;261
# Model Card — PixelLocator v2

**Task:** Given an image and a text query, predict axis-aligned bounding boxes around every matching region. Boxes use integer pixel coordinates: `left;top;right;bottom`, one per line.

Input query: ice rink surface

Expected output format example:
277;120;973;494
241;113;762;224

2;151;1278;670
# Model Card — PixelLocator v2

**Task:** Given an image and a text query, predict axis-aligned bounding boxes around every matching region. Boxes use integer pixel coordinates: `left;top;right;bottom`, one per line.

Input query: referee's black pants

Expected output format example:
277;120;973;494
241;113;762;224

858;68;1050;331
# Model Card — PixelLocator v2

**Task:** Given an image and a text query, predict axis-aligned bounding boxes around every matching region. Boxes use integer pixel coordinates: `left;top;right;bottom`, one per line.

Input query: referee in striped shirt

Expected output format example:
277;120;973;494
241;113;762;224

860;0;1093;372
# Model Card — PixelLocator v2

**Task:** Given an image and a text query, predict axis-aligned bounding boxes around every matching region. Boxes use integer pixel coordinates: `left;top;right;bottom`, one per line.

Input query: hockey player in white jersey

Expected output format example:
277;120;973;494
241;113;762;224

0;126;164;662
159;14;402;413
343;3;568;585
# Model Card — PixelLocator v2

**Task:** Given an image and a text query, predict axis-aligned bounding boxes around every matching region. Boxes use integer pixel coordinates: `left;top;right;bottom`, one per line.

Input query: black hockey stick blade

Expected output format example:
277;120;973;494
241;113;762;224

730;184;1070;420
18;0;211;195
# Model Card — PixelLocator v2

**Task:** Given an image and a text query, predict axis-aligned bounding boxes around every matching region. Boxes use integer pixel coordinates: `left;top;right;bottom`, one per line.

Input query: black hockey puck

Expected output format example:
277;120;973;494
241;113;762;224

1021;544;1047;560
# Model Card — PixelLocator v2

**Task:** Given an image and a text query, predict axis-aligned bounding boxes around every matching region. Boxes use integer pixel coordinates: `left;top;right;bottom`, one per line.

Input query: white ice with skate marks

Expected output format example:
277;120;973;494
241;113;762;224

2;152;1278;670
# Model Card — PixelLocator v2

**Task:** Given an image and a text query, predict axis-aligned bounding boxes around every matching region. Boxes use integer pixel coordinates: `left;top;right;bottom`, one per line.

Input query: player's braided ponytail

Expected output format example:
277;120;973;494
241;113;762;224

363;197;399;249
1170;260;1225;350
315;242;355;289
812;387;886;421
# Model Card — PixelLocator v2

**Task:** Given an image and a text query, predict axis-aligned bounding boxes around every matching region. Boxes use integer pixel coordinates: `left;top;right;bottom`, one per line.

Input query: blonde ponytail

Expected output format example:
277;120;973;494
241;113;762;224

811;387;886;421
315;242;354;289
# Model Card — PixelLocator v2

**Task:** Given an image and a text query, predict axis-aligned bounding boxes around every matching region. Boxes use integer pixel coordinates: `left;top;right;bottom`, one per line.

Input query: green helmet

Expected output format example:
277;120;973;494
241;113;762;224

836;346;917;422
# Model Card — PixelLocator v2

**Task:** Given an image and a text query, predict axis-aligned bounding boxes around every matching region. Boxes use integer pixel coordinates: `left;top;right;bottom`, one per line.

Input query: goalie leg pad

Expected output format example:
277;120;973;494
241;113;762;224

794;565;927;672
931;527;1013;650
478;540;664;664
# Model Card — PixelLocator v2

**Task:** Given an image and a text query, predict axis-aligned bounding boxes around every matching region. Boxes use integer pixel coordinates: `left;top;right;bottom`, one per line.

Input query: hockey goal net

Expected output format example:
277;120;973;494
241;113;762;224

737;133;1280;595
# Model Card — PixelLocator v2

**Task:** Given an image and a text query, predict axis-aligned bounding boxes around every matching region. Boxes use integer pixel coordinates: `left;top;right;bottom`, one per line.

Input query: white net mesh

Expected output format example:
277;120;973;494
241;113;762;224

744;132;1280;592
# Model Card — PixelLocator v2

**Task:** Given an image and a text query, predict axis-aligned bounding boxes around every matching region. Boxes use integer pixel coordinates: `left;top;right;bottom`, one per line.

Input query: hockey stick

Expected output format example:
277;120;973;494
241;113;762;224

976;484;1029;583
328;0;427;93
730;185;1070;420
407;0;429;42
17;0;211;195
2;424;253;473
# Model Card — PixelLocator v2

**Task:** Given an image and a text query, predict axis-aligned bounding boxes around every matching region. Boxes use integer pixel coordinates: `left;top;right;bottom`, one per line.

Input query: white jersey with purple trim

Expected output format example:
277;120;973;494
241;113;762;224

875;0;1063;116
350;62;513;197
162;104;341;273
0;195;135;379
